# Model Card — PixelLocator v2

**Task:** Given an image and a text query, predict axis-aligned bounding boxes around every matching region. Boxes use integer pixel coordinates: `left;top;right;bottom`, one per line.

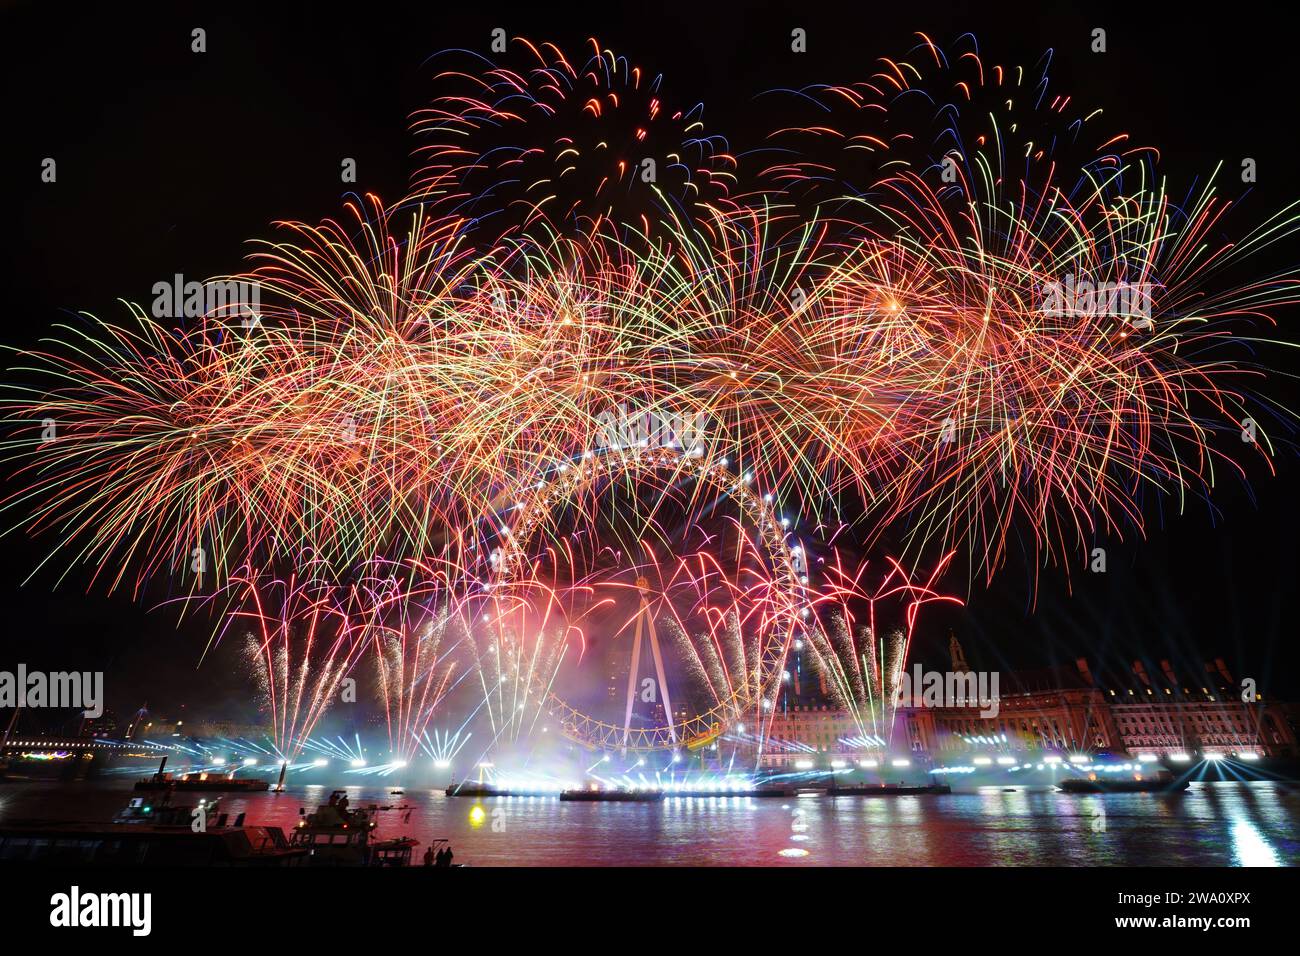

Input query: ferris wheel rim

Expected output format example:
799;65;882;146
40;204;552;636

488;443;809;752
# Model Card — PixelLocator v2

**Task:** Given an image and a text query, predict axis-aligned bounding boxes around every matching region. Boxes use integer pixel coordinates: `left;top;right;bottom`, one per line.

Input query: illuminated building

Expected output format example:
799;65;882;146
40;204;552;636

759;643;1297;767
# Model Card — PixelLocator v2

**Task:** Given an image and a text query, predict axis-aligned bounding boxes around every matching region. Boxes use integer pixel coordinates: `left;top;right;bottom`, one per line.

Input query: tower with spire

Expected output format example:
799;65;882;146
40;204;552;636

948;633;971;673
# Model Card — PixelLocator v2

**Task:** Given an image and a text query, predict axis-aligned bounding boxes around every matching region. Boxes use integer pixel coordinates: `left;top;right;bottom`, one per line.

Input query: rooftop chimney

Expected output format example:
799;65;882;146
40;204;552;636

1075;658;1094;685
1132;660;1151;687
1214;657;1235;686
1159;659;1177;686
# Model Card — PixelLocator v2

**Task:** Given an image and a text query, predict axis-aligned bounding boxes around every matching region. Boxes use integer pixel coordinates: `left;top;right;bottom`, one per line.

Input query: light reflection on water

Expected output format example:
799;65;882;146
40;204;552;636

1231;819;1281;866
0;780;1295;866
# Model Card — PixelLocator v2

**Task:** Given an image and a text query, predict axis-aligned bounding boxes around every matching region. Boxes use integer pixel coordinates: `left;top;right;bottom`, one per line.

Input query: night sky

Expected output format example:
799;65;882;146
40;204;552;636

2;0;1298;726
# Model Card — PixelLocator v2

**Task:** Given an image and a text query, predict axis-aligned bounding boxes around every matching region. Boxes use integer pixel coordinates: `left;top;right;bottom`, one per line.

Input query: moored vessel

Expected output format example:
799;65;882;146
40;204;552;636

1057;770;1189;794
134;756;269;793
827;783;953;796
0;793;305;866
559;787;665;802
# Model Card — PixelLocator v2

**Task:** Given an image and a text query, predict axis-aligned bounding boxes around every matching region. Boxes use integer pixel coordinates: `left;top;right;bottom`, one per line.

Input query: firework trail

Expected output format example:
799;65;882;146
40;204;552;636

743;32;1300;581
227;565;368;761
667;609;760;727
370;588;464;763
469;616;569;750
408;36;737;250
800;552;962;743
0;31;1296;760
749;32;1140;233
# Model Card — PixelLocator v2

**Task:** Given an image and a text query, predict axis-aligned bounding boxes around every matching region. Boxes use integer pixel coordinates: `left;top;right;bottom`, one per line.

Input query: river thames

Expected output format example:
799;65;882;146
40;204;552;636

1;779;1295;866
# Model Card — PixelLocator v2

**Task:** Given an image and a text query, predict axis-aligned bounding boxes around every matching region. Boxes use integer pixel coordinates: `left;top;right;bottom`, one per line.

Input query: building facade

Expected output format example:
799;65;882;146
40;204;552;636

759;645;1298;768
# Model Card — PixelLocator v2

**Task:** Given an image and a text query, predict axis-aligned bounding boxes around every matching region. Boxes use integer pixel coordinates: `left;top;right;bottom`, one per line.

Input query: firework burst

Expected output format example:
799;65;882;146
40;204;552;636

409;36;738;249
1;32;1297;763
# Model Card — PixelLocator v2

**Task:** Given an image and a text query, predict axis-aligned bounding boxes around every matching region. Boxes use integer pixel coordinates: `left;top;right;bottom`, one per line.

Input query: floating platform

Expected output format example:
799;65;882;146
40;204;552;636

1057;776;1189;794
445;784;559;798
826;783;952;797
660;789;764;798
447;784;499;798
134;776;269;793
559;789;665;802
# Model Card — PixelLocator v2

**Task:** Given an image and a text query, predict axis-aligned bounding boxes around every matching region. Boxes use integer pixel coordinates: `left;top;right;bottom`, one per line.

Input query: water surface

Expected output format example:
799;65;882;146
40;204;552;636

1;780;1294;866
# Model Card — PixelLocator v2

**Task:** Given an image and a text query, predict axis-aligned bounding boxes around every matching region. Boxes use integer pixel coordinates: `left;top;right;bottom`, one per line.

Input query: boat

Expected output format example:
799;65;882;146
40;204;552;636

446;782;540;798
133;756;269;793
134;773;270;793
289;790;444;866
113;794;214;826
369;836;419;867
446;782;563;798
289;790;380;865
826;783;952;796
415;838;466;868
1057;771;1189;794
0;794;306;866
446;783;499;797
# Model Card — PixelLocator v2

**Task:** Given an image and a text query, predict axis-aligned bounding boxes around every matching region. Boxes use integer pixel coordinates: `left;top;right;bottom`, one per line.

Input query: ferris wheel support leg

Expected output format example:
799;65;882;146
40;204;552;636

646;615;676;745
622;615;644;753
